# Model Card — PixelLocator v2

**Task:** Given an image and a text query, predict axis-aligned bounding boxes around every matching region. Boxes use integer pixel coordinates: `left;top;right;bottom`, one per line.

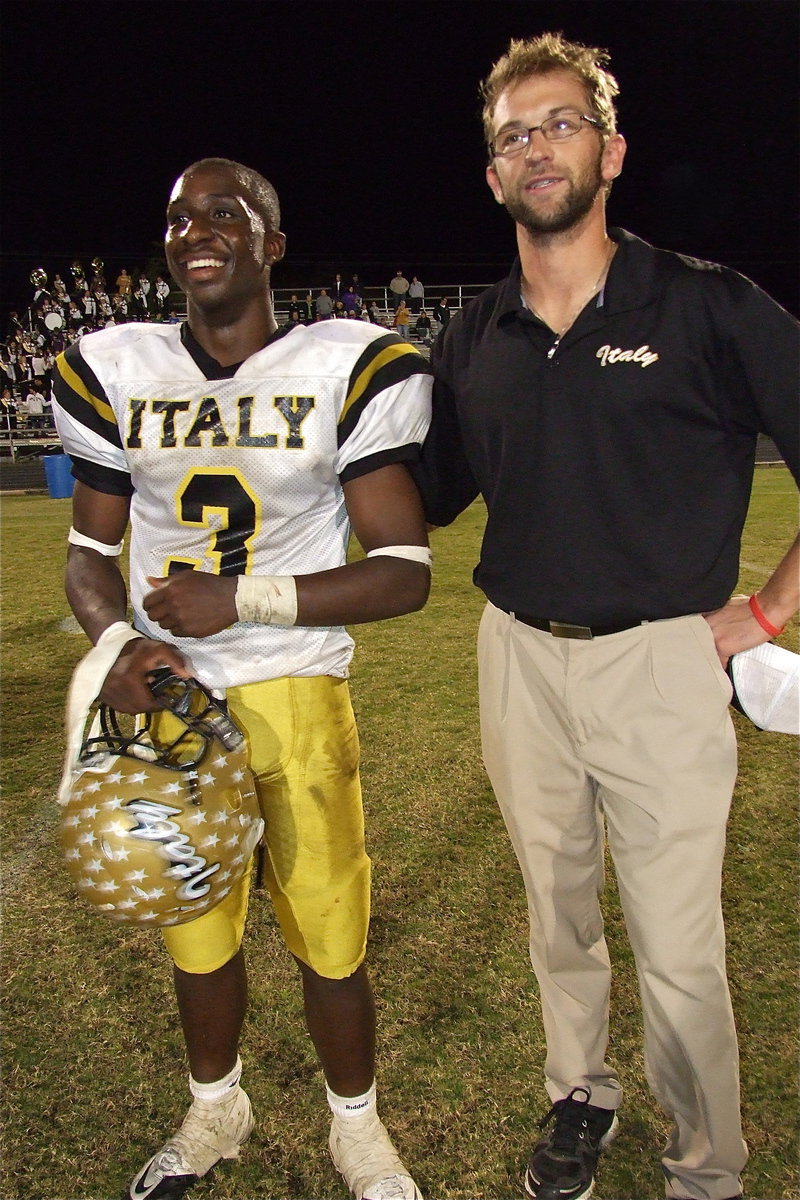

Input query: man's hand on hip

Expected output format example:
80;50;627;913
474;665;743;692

703;596;772;668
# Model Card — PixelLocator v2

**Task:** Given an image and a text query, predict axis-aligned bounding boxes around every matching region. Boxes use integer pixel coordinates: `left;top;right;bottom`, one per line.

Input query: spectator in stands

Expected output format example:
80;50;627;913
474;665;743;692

333;300;348;320
32;308;49;344
135;274;151;317
315;288;334;320
67;302;84;331
288;294;302;321
155;275;170;314
389;270;410;310
44;296;63;326
31;345;47;383
0;386;17;431
342;286;361;314
17;345;33;387
116;268;133;296
393;299;411;341
351;273;364;297
71;264;88;300
6;312;24;339
23;383;46;429
331;272;346;303
32;281;50;311
0;344;16;394
432;297;451;329
287;294;308;324
368;301;383;325
414;310;432;346
7;349;21;396
90;263;107;293
42;347;56;390
97;291;113;323
408;276;425;314
52;275;69;305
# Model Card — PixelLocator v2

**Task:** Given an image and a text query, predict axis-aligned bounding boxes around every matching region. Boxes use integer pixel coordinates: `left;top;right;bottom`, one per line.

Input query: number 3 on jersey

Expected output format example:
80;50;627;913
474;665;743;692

165;468;261;577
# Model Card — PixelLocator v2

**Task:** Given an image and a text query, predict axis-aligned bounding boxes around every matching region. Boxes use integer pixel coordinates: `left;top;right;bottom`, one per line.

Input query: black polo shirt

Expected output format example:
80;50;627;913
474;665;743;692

417;229;799;626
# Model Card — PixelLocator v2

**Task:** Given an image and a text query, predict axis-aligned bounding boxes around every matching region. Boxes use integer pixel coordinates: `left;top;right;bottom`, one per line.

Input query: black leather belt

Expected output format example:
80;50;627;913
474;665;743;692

507;611;647;640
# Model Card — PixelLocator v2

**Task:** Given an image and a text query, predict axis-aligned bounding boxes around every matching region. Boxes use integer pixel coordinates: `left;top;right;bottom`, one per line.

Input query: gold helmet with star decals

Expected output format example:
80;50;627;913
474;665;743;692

59;665;264;927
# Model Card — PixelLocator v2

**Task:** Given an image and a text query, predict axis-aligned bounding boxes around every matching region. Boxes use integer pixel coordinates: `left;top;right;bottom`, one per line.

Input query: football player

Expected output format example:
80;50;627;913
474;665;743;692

52;157;432;1200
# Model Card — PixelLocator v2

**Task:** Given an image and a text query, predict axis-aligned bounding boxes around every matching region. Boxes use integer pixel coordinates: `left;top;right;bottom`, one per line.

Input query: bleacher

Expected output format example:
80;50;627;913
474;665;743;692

0;420;61;463
270;282;489;321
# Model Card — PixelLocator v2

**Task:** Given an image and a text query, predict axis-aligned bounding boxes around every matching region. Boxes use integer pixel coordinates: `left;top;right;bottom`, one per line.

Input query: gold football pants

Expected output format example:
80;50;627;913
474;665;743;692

162;675;370;980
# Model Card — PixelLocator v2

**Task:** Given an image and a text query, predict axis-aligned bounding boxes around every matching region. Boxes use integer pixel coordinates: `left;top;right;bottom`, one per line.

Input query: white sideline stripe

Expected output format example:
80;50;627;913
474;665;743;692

739;560;770;576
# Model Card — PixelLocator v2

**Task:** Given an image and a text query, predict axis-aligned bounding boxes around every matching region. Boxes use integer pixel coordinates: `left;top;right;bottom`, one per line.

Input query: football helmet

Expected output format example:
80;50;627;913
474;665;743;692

59;664;264;927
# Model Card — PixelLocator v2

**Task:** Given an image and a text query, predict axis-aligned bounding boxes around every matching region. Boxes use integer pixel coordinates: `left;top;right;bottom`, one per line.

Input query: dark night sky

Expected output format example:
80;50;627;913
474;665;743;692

2;0;798;315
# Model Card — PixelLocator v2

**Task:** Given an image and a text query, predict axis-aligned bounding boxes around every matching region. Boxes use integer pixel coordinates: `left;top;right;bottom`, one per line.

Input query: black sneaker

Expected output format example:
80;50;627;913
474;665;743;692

524;1086;618;1200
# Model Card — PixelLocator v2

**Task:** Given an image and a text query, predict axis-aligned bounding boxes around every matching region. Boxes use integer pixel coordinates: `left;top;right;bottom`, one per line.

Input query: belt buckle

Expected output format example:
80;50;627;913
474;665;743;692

548;621;593;640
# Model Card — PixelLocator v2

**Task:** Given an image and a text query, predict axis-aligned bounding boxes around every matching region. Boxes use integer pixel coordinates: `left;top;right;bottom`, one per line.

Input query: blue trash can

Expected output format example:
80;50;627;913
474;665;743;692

43;453;75;499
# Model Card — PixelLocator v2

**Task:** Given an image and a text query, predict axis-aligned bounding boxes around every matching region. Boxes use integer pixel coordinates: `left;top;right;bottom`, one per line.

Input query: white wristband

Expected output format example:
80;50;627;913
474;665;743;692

96;621;144;650
235;575;298;626
69;526;125;557
58;621;145;806
366;544;432;568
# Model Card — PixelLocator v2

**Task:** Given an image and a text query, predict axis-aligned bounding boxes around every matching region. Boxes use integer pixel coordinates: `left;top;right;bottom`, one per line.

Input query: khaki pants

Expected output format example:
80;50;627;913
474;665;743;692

478;603;747;1200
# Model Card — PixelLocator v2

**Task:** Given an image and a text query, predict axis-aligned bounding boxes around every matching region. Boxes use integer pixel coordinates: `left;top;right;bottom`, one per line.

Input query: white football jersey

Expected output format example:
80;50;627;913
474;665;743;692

53;320;431;688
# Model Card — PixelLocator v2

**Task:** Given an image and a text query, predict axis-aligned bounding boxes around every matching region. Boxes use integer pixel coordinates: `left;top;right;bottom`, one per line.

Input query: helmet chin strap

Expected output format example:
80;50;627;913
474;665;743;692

58;623;144;806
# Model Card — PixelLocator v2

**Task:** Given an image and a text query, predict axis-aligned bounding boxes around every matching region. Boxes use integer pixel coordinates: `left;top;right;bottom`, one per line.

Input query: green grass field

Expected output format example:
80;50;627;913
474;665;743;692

1;468;797;1200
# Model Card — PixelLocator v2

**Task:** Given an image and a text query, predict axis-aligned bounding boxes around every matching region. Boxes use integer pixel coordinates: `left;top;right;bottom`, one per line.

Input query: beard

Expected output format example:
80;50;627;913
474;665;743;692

500;153;605;237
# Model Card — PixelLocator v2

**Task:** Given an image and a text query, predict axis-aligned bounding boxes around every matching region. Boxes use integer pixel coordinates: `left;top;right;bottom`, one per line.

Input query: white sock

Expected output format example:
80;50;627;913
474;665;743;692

189;1055;243;1103
326;1080;377;1119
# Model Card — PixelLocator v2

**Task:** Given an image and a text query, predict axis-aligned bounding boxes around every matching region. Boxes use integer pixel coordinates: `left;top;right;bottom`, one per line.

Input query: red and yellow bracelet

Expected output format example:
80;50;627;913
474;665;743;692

748;593;785;638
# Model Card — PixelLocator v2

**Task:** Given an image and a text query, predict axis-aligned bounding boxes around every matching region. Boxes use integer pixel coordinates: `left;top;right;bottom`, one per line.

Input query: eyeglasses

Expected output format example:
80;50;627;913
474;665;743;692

490;111;604;157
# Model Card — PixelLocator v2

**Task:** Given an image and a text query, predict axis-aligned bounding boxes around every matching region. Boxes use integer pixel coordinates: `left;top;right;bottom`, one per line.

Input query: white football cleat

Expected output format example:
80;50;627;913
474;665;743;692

127;1086;253;1199
329;1109;422;1200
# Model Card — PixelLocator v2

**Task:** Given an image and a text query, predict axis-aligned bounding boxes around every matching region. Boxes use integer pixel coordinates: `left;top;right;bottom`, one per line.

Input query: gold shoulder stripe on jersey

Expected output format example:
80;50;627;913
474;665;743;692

56;352;116;425
341;342;419;423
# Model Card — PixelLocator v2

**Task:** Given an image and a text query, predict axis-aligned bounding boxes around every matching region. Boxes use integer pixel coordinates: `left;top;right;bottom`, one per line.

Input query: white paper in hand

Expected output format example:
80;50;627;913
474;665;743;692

728;642;799;734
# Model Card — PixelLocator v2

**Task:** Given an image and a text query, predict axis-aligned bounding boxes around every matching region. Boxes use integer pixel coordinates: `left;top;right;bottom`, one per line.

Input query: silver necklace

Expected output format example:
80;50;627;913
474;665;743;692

528;241;616;360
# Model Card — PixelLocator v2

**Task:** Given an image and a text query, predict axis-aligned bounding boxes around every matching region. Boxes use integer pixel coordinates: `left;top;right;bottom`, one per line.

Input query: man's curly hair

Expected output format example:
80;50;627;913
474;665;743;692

480;32;620;150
